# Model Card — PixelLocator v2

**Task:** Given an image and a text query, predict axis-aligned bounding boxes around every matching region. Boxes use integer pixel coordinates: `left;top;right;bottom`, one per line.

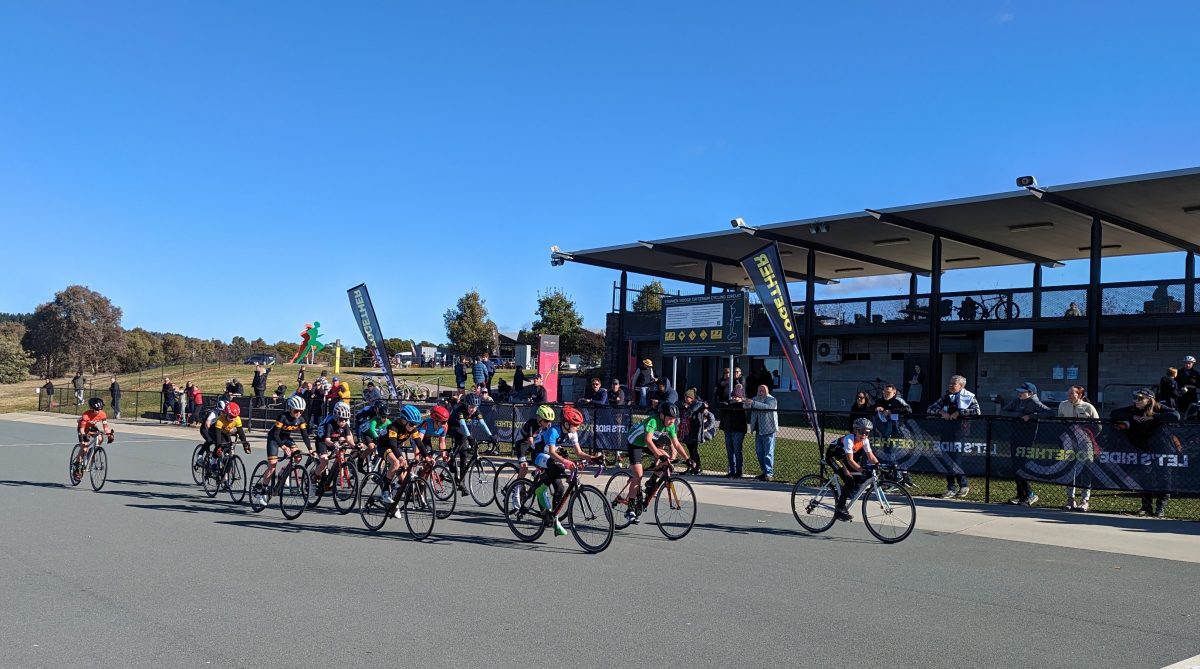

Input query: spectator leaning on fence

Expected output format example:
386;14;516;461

850;392;874;421
1058;385;1100;511
362;381;382;404
1001;382;1056;507
649;378;678;409
189;384;203;426
526;374;547;404
607;379;626;406
1157;367;1181;409
928;374;980;498
743;383;778;482
722;383;748;478
1177;355;1199;416
873;383;911;440
581;377;607;407
1111;388;1180;517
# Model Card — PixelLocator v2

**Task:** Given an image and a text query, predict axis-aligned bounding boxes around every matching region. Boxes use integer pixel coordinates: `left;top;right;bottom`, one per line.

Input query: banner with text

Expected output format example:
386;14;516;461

346;284;399;399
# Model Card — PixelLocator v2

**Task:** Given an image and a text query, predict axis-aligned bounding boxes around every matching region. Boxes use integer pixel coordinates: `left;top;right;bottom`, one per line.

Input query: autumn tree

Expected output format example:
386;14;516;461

23;285;125;375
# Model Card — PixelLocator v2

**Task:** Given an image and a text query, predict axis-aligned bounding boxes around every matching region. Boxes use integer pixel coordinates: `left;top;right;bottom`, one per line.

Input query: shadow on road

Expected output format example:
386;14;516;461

0;479;71;490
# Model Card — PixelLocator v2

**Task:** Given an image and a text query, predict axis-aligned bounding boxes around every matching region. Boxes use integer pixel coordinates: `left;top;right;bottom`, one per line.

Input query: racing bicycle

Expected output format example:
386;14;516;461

501;460;613;553
790;464;916;543
69;431;110;491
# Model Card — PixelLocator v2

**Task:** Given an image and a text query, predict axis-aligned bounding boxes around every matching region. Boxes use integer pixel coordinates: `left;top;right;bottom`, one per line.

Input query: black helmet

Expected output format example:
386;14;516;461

373;399;387;413
88;397;104;411
464;393;482;408
658;403;679;418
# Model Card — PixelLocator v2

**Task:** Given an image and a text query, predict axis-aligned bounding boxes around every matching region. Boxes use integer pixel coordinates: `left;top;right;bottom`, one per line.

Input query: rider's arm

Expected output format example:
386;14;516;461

297;428;312;450
234;426;251;451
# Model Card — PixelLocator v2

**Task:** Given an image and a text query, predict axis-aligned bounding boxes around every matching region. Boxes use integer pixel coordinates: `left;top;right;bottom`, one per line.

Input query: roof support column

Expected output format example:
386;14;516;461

704;261;713;295
1087;218;1102;401
1186;252;1196;315
804;249;816;367
929;235;943;393
909;272;918;297
616;270;628;384
702;261;713;401
1032;264;1043;319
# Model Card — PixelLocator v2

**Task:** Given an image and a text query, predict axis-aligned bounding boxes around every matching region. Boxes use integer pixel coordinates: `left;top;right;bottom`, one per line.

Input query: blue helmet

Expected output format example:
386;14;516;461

464;393;481;408
401;405;422;424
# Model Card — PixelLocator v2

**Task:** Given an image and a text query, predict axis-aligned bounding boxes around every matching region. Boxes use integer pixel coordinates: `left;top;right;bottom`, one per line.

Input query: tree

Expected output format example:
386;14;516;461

444;291;497;356
531;289;585;358
229;336;252;361
250;337;269;353
22;285;125;375
632;280;665;313
161;334;187;363
575;329;606;367
383;338;411;356
417;340;437;348
0;328;34;383
119;328;161;372
273;340;299;363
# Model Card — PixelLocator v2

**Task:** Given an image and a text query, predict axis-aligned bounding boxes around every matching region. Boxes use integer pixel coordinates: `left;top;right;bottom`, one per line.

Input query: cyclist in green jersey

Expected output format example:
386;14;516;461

618;403;683;523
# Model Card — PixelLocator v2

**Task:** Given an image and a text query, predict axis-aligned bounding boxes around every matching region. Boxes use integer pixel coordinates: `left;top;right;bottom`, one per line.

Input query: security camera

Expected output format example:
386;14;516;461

731;218;745;228
1016;175;1038;188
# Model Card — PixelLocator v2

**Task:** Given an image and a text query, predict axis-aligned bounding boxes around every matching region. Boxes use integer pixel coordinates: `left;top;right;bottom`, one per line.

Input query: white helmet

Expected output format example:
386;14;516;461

286;396;306;412
333;402;351;419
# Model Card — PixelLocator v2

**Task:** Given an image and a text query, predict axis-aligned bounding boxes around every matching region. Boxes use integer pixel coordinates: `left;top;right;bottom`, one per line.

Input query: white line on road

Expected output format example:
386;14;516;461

1162;653;1200;669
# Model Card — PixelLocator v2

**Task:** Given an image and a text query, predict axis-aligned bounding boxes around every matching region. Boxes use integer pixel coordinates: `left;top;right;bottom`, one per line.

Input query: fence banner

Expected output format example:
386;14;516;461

346;284;399;400
740;242;822;445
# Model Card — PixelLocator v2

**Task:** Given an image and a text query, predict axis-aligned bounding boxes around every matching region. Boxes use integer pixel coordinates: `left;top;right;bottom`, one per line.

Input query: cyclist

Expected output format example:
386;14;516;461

531;405;601;536
618;403;682;523
195;399;228;466
310;401;355;496
210;402;252;471
75;397;115;470
509;404;557;510
357;401;391;452
253;395;312;507
376;405;425;509
826;417;880;522
447;392;498;492
354;399;387;433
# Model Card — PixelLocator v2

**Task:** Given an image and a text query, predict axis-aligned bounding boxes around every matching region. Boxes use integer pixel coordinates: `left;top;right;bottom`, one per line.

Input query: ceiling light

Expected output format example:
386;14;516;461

834;267;865;273
1077;244;1122;252
671;261;699;269
780;251;793;257
945;256;981;263
873;237;910;247
1009;222;1055;232
809;222;829;235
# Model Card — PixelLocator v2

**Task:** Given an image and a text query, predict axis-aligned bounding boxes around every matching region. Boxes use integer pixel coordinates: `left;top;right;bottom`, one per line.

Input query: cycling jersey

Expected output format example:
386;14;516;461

78;410;107;434
316;415;351;441
626;416;676;448
214;415;243;434
829;434;873;467
266;411;311;456
358;416;390;440
416;417;446;440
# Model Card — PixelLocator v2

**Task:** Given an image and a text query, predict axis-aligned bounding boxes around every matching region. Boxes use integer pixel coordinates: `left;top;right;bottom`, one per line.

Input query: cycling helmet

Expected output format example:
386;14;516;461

464;393;482;408
852;417;873;432
88;397;104;411
536;404;556;422
286;396;306;412
562;405;584;426
224;402;241;418
375;403;390;418
216;400;228;412
401;405;422;424
333;402;351;419
430;405;450;422
658;403;679;418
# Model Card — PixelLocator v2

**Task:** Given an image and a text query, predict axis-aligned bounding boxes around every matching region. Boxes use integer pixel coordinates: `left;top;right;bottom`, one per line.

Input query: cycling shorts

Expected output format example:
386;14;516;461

266;436;296;458
317;439;343;456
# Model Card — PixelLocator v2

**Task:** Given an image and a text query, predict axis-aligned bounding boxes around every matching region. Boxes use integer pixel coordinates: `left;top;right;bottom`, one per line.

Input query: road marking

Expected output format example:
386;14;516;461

0;439;164;447
1162;654;1200;669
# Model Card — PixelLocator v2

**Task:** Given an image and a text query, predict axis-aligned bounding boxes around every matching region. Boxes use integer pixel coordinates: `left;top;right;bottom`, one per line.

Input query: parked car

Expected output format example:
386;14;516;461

244;353;276;365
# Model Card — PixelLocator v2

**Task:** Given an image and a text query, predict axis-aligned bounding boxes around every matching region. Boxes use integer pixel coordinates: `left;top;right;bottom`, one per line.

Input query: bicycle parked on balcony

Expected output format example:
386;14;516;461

957;293;1020;320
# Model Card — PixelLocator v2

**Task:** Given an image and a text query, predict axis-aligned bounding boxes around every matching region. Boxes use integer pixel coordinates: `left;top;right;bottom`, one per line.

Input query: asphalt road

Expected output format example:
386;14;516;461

1;419;1197;669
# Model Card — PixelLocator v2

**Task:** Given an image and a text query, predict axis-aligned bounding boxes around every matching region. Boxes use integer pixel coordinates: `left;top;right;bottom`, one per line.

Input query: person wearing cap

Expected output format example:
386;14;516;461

1058;385;1100;511
526;374;547;405
1177;355;1199;416
648;378;678;409
1111;388;1180;517
632;359;657;406
680;389;707;475
1001;382;1055;506
607;379;626;406
581;377;608;407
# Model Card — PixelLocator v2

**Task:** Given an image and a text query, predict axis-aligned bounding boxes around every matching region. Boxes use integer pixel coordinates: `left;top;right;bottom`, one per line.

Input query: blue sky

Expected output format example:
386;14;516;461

2;2;1198;345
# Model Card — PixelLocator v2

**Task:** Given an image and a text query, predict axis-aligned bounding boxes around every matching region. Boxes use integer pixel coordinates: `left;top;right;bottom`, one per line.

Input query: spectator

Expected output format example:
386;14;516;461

495;378;512;401
1157;367;1181;409
274;383;288;404
483;352;496;393
1001;382;1055;506
251;364;270;408
330;376;351;404
905;365;924;413
1059;384;1100;511
472;356;488;391
296;365;306;387
184;381;197;424
649;378;678;409
927;374;980;498
632;359;657;406
680;389;708;475
362;381;382;404
108;376;120;418
226;378;244;398
723;383;748;478
714;368;732;405
188;383;203;426
526;374;547;404
72;372;86;406
161;377;172;414
1112;388;1180;517
454;357;468;391
167;383;183;424
581;377;608;407
1178;355;1199;416
750;362;773;396
771;369;782;392
732;366;745;391
743;383;778;481
513;365;527;396
872;383;911;440
1064;302;1084;317
607;379;626;406
850;392;874;421
42;378;56;411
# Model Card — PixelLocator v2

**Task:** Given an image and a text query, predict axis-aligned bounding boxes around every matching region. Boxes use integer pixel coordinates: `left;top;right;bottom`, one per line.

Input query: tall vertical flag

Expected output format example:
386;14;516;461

739;243;823;445
347;284;399;399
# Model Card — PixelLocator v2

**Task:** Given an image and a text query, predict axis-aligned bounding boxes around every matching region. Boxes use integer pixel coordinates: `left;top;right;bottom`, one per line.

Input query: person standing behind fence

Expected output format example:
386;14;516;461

108;376;121;419
743;383;778;482
632;359;657;407
161;377;172;414
1177;355;1199;416
252;364;270;408
296;366;305;388
184;382;197;425
722;383;748;478
526;374;547;404
42;378;56;411
454;357;467;391
471;356;488;392
1157;367;1181;410
873;383;911;441
1112;388;1180;517
681;389;708;475
905;365;924;413
607;379;626;406
850;392;874;422
928;374;980;498
1001;382;1055;506
72;372;85;405
1058;385;1100;511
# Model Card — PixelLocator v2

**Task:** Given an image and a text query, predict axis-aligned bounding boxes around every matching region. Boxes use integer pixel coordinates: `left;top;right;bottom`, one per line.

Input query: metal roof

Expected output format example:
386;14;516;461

553;166;1200;286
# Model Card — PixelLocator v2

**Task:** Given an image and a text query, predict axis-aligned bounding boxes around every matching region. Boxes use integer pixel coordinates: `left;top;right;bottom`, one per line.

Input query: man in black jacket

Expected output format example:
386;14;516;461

872;383;911;441
251;365;270;408
1177;355;1200;416
1000;382;1055;506
109;376;122;419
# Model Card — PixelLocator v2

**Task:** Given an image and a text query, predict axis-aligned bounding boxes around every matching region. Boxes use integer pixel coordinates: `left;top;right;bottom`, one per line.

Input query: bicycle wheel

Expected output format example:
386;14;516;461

305;460;326;509
69;444;84;486
465;458;496;507
279;464;310;520
502;479;545;542
202;458;223;498
792;474;837;533
190;444;207;484
653;477;696;540
991;299;1019;320
862;481;916;544
413;386;429;401
249;461;269;513
226;455;246;503
428;464;457;519
493;462;521;511
401;478;436;540
568;485;614;553
89;447;108;491
358;473;391;532
332;461;359;514
603;471;635;530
